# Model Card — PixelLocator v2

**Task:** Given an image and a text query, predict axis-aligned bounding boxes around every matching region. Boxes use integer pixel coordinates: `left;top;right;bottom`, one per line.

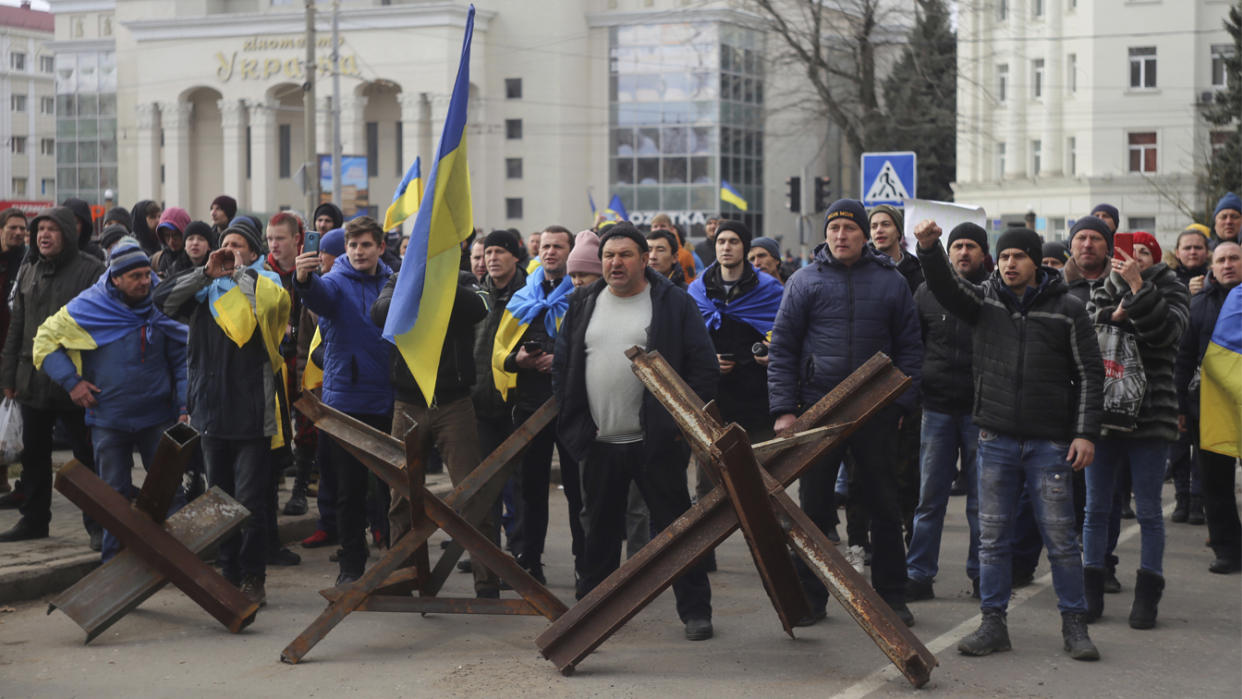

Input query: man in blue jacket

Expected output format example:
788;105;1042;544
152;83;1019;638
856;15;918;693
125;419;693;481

294;215;394;586
768;198;923;628
34;243;188;561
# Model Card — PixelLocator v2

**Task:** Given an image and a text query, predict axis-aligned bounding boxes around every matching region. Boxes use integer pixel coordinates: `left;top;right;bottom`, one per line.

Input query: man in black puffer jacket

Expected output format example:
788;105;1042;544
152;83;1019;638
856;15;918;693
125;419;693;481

916;221;1103;661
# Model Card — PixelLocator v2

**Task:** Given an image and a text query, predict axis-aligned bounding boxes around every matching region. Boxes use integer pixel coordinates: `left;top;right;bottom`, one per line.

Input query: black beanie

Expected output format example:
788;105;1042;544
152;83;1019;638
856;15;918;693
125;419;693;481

1090;203;1119;230
823;199;869;237
313;202;344;230
645;228;679;254
1070;215;1114;254
947;222;989;255
103;206;132;231
99;224;130;251
598;222;649;257
222;216;265;255
482;229;522;259
212;195;238;221
184;220;218;250
715;219;752;254
995;228;1043;264
1042;240;1070;264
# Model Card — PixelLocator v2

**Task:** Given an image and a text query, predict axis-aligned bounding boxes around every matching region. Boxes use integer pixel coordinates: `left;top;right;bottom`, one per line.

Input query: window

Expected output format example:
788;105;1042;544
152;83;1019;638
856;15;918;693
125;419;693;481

996;64;1009;103
1032;59;1045;98
40;138;54;156
10;52;25;71
12;178;26;196
505;197;523;219
1129;47;1156;89
1128;132;1157;173
997;0;1008;21
1128;216;1155;231
11;94;26;112
996;142;1007;177
1031;139;1042;176
1067;54;1077;94
278;123;291;178
39;55;53;73
10;137;26;154
365;121;378;177
41;178;54;196
1212;44;1233;88
1066;136;1077;175
505;157;523;179
1032;0;1043;17
505;119;522;140
40;96;54;114
505;78;522;99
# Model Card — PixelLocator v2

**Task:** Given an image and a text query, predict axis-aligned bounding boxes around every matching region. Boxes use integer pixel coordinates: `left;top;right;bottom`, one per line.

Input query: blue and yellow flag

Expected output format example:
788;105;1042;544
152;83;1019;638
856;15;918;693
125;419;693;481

720;180;748;211
383;156;424;232
1201;284;1242;458
601;194;629;223
491;265;574;400
382;6;476;407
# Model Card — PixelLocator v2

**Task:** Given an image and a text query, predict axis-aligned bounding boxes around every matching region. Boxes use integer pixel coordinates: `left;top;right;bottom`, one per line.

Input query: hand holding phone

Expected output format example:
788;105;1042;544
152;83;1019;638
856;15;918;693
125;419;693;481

304;231;321;254
1113;232;1134;260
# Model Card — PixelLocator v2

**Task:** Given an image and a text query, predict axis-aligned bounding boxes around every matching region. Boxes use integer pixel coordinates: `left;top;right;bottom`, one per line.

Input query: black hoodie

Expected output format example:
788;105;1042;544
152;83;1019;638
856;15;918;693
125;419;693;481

61;198;105;261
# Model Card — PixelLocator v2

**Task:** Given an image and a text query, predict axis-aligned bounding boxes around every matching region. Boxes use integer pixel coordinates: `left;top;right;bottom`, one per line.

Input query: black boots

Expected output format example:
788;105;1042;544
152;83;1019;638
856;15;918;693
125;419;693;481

1083;566;1106;622
957;609;1011;656
1129;569;1164;629
1061;612;1100;660
1187;496;1205;525
1170;493;1189;523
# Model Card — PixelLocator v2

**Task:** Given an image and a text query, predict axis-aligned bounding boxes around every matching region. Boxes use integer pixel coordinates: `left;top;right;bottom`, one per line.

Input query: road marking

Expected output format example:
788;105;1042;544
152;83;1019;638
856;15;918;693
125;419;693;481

835;503;1173;698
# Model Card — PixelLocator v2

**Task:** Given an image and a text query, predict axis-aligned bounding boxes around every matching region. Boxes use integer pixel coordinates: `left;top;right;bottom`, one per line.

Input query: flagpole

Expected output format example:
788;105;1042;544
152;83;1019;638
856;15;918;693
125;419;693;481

331;0;342;206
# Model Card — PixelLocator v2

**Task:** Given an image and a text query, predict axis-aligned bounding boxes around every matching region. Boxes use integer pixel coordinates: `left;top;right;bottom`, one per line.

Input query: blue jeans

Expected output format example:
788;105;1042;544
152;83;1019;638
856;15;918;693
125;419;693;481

93;423;184;562
1084;438;1168;575
977;430;1085;614
906;410;980;584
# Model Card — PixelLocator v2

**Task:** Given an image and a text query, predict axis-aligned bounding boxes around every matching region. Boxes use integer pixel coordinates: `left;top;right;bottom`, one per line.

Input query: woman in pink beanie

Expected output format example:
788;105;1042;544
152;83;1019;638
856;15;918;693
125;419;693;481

566;229;602;288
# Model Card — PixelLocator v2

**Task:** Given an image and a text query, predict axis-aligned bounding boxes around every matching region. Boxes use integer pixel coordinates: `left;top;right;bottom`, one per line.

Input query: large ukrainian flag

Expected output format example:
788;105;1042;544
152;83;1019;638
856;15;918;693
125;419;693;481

383;156;423;232
382;6;476;406
1201;284;1242;458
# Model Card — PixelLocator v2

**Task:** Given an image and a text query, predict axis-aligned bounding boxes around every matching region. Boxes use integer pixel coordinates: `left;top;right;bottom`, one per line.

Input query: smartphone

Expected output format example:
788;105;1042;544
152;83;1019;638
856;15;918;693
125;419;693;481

304;231;321;254
1113;232;1133;259
718;353;736;361
522;340;543;354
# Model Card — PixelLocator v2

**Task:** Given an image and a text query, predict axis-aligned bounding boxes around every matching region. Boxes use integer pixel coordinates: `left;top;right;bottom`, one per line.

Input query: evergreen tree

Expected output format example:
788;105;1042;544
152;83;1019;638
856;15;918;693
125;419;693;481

1200;2;1242;216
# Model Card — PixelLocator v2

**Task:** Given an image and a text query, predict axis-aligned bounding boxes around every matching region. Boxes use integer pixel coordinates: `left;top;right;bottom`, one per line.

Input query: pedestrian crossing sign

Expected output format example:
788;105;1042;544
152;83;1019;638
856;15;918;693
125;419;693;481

861;151;917;206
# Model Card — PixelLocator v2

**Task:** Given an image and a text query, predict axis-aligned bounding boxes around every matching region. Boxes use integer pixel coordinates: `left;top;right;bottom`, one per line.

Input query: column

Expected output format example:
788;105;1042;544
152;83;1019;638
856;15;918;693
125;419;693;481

157;100;192;206
219;99;247;207
249;99;278;213
317;96;332;156
1041;6;1063;177
338;94;366;157
135;102;161;199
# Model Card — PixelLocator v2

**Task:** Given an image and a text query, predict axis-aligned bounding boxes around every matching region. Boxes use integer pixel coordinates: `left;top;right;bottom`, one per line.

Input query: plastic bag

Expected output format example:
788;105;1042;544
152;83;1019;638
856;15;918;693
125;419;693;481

1096;324;1146;432
0;398;21;464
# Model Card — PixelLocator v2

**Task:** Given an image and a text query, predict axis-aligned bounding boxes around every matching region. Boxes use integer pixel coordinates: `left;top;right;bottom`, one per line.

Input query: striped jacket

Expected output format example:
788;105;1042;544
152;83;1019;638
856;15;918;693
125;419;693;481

918;242;1104;443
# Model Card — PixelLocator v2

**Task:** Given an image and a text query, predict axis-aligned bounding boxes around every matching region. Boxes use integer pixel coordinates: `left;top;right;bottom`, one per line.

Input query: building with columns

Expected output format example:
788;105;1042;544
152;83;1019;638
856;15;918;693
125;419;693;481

954;0;1235;243
1;2;56;202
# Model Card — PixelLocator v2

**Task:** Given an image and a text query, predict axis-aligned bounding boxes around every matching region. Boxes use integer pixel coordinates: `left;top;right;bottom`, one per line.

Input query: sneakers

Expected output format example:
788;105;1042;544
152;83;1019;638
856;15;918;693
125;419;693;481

684;617;714;641
0;517;49;542
905;577;935;602
888;600;915;628
1061;612;1100;661
240;575;267;607
282;485;308;516
269;547;301;566
301;529;337;548
335;570;360;587
958;610;1011;656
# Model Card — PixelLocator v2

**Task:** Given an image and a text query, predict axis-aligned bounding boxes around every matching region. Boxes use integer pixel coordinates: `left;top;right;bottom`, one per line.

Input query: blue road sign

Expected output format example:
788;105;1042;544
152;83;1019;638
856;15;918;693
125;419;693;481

861;151;917;206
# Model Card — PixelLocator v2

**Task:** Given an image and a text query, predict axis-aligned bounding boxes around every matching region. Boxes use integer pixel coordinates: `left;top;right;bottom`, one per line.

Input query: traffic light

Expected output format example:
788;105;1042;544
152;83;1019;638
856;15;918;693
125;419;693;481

785;176;801;213
812;176;832;212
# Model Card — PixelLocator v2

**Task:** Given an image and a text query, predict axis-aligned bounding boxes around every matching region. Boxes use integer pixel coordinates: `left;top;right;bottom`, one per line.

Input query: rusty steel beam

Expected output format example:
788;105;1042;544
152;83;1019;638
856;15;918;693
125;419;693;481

48;486;249;644
54;462;258;634
318;589;542;616
749;423;847;460
536;352;911;676
133;422;200;524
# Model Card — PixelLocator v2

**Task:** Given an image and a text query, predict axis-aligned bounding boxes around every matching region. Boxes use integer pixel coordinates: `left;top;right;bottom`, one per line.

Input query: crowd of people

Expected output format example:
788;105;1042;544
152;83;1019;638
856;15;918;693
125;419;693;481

0;189;1237;661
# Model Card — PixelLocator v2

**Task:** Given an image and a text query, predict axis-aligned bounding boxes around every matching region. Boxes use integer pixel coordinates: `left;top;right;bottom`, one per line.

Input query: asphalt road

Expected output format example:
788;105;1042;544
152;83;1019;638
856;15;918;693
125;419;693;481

1;480;1238;697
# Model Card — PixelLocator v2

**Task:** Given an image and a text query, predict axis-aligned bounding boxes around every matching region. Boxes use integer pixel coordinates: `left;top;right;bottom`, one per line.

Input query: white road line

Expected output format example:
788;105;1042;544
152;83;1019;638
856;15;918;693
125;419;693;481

835;502;1174;699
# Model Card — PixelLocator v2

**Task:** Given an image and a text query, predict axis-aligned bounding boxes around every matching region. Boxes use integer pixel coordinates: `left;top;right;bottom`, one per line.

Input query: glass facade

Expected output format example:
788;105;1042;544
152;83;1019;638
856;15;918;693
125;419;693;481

55;50;118;204
609;22;764;235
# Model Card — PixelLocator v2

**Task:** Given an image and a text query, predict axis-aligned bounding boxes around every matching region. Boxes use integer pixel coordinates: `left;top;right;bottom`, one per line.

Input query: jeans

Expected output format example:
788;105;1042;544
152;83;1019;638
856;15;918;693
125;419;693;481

93;423;184;561
1084;438;1168;575
578;440;711;622
906;410;980;584
977;430;1085;614
326;411;392;576
17;404;95;529
201;435;270;581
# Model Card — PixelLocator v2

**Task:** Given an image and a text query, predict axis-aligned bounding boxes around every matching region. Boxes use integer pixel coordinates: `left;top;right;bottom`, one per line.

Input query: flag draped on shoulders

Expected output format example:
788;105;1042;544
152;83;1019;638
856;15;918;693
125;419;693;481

1201;284;1242;458
491;265;574;399
33;277;188;374
688;265;784;337
381;6;476;407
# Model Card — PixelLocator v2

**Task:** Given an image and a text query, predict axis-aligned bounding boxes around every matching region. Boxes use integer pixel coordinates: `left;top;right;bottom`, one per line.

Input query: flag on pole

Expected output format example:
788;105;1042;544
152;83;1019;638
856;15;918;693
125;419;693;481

381;5;475;406
602;194;629;222
588;190;597;218
383;156;423;232
720;180;748;211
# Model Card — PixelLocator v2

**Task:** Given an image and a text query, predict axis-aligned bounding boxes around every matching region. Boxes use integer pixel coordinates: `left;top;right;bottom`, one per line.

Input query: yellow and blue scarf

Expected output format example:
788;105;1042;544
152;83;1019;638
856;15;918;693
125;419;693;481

491;265;573;400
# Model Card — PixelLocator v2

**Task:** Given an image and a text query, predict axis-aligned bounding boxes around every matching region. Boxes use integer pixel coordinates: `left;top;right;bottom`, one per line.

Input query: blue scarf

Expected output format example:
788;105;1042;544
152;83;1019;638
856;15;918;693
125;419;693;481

688;264;785;336
504;264;574;339
68;277;188;348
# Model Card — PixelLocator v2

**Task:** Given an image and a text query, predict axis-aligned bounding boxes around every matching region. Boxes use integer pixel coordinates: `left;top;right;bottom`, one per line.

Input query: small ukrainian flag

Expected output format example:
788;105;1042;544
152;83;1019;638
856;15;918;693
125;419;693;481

720;180;748;211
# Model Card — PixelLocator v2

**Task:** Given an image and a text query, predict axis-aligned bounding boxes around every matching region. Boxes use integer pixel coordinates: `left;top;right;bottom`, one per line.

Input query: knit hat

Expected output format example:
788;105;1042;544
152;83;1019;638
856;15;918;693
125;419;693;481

1132;231;1161;262
482;229;522;259
313;202;344;230
183;220;217;249
715;219;752;254
1041;240;1070;264
1091;203;1120;229
1184;222;1211;238
750;236;781;260
211;195;238;221
157;207;190;237
645;228;679;253
995;228;1043;263
1070;215;1114;254
824;199;869;235
321;227;346;257
103;206;132;231
597;222;648;257
567;230;602;276
107;243;151;277
222;215;265;255
948;222;990;254
1214;191;1242;219
99;224;131;251
869;204;905;238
